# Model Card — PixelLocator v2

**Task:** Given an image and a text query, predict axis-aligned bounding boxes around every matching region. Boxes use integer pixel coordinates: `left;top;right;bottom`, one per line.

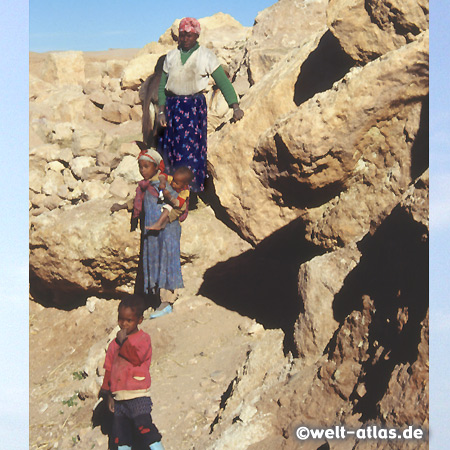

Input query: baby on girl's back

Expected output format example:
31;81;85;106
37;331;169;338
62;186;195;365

147;166;193;231
110;147;193;230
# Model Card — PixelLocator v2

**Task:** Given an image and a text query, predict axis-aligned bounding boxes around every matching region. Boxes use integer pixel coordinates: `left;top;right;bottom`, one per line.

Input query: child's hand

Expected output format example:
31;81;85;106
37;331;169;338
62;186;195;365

107;393;115;413
110;203;124;213
116;329;128;345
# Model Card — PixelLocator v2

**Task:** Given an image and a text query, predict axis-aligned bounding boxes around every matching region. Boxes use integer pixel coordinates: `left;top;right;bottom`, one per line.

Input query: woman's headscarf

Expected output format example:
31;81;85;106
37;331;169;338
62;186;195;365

179;17;201;35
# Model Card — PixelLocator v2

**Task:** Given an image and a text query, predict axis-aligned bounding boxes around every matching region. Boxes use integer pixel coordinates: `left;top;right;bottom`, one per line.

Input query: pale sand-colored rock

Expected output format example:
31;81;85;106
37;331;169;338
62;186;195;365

239;0;328;85
101;101;132;124
295;245;361;363
70;155;96;179
208;30;327;243
29;2;429;448
121;53;165;90
254;32;428;249
72;127;105;157
110;154;141;183
88;89;110;108
37;51;85;85
328;0;428;63
31;84;100;123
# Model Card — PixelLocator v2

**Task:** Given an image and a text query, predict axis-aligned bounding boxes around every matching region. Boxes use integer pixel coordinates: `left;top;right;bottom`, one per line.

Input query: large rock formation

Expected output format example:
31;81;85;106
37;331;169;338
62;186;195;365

29;1;428;448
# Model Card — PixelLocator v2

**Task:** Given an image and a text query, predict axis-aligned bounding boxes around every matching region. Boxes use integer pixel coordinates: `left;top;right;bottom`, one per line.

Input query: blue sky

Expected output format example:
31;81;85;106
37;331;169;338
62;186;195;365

30;0;275;52
0;0;444;448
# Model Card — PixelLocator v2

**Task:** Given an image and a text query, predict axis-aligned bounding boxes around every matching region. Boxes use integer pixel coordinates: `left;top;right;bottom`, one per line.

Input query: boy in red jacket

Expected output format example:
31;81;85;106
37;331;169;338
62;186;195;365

100;295;164;450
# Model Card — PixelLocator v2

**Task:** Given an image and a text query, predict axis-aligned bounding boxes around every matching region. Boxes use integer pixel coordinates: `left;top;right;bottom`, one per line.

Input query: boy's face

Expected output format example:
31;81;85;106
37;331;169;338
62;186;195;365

139;160;158;180
118;306;143;335
171;173;189;191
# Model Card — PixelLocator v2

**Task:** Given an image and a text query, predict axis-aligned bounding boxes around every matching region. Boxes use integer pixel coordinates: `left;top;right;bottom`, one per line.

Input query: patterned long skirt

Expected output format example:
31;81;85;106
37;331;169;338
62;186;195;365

160;93;208;192
142;190;184;293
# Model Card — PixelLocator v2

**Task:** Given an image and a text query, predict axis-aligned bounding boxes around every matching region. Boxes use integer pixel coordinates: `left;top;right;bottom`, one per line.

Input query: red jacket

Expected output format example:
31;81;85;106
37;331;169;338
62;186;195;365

101;330;152;396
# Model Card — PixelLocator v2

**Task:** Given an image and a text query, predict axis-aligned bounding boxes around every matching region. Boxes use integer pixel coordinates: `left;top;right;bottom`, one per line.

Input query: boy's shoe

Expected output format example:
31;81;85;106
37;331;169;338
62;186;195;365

149;304;172;319
150;441;165;450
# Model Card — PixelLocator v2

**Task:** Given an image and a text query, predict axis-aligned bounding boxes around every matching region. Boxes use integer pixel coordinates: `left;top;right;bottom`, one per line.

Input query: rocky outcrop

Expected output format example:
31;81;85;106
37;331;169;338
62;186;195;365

209;29;428;246
29;1;428;448
29;200;251;303
328;0;429;64
233;0;328;88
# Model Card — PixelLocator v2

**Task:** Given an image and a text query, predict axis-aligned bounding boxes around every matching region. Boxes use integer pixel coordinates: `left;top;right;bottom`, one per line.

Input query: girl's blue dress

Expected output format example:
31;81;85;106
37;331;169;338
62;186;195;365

142;190;184;293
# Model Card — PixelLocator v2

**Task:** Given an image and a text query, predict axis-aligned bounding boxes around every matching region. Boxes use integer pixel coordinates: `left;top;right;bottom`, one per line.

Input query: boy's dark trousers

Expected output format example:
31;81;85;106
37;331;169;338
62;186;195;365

113;397;162;448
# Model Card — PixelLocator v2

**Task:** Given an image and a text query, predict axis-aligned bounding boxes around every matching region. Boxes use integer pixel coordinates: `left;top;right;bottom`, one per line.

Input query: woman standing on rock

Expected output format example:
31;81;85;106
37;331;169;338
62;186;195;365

158;17;244;197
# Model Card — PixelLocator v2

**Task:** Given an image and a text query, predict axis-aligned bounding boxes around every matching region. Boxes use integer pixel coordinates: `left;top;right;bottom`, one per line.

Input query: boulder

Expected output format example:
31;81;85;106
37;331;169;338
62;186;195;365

105;60;127;78
208;30;327;243
46;122;74;147
29;199;141;301
120;89;139;106
41;170;65;196
88;89;110;108
70;156;96;179
102;102;132;124
72;127;105;157
38;51;85;86
121;53;165;90
129;105;142;122
238;0;328;85
31;85;99;123
110;155;141;183
295;245;361;362
109;177;132;200
210;31;428;246
327;0;429;63
81;180;111;200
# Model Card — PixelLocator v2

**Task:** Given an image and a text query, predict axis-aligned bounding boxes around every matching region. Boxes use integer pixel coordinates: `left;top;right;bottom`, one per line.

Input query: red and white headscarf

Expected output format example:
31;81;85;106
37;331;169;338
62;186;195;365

137;147;165;172
179;17;201;35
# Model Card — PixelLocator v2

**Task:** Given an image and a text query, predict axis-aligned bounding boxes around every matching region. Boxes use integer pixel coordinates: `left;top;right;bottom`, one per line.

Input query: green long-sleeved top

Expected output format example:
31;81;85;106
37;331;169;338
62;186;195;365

158;43;238;107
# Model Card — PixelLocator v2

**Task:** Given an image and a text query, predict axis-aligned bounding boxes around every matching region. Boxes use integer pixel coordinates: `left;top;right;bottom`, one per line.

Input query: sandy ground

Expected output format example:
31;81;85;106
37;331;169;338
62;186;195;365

29;256;267;450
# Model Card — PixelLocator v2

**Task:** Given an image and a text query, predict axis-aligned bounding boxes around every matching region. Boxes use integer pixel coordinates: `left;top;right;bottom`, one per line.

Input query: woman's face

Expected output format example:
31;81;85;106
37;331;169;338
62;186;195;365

179;31;198;51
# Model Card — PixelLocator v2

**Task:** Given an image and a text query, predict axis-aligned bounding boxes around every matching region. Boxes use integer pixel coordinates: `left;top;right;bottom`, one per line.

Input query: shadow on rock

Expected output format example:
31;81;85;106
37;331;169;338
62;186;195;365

199;218;323;355
331;205;429;420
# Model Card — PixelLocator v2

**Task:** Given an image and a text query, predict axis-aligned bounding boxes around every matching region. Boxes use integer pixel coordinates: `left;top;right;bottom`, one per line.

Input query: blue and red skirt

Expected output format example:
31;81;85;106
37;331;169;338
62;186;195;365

160;93;208;192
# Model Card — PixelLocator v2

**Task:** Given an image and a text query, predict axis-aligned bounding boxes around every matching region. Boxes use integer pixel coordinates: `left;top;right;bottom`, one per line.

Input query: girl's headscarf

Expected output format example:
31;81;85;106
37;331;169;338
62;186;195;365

137;147;165;172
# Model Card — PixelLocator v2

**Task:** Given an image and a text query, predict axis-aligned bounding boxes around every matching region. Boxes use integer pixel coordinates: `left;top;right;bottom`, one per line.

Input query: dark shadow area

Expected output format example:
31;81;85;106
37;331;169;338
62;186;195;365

293;30;356;107
29;271;95;310
410;95;429;180
199;218;324;355
329;205;428;421
29;265;159;312
317;443;331;450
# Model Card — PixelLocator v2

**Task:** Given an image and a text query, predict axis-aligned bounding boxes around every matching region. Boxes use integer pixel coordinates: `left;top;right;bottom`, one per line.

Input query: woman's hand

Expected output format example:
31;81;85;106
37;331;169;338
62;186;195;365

158;110;167;127
231;104;244;122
